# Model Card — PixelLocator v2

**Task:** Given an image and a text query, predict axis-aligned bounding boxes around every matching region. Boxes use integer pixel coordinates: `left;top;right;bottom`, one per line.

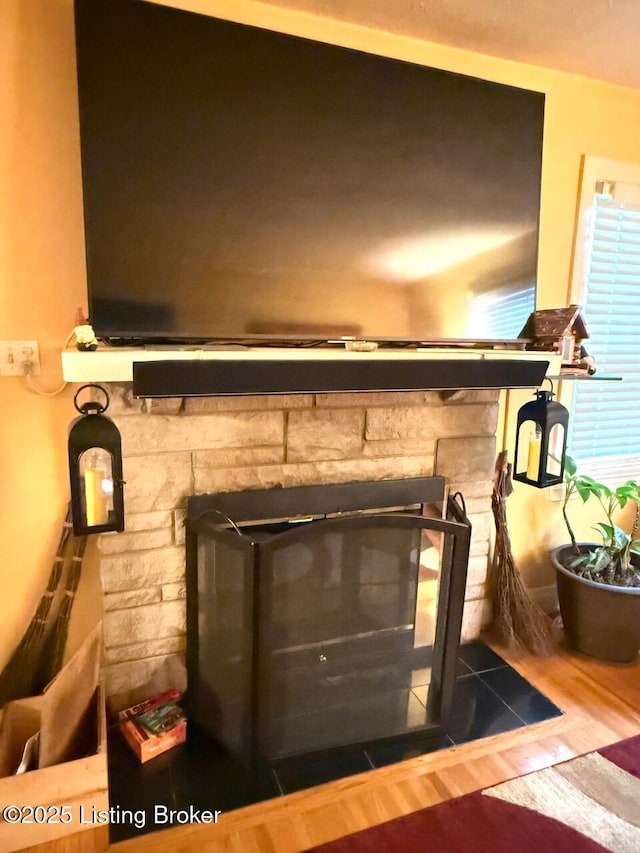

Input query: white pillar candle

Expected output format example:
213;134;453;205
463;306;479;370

526;430;542;481
84;452;110;526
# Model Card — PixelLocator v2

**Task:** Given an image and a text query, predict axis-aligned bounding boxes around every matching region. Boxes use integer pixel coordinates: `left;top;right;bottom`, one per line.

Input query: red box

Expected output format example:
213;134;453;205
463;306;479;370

119;716;186;763
117;689;181;723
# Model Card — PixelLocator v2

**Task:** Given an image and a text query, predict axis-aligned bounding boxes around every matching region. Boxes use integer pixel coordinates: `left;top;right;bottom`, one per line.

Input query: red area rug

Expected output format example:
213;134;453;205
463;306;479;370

305;734;640;853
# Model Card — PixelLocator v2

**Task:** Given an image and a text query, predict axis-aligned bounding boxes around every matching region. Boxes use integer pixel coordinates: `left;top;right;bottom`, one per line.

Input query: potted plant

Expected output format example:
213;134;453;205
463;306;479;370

550;455;640;662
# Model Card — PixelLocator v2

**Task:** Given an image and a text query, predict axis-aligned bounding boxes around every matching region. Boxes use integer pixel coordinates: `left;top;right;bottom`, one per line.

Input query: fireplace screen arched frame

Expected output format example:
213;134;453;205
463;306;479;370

186;478;471;767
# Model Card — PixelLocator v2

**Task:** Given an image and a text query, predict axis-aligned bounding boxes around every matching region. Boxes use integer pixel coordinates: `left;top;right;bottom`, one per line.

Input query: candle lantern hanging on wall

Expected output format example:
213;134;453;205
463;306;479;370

513;382;569;488
68;384;124;535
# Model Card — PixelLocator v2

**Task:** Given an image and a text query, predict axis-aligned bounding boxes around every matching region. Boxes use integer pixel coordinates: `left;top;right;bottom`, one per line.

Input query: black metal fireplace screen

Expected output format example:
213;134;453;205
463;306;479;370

186;477;471;766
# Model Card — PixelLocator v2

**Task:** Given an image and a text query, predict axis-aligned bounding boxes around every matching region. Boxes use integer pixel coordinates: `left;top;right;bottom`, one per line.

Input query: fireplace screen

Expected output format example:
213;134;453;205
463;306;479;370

186;478;470;765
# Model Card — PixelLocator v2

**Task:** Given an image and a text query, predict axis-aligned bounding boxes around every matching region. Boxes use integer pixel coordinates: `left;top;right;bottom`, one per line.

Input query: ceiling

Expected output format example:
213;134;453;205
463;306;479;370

261;0;640;89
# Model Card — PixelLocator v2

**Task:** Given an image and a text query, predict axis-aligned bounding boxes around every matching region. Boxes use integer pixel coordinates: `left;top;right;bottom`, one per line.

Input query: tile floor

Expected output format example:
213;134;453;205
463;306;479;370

107;641;562;842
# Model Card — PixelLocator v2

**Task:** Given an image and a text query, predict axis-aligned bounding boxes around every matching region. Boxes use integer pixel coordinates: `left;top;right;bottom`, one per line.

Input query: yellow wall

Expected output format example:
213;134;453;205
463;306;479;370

1;0;86;673
2;0;640;667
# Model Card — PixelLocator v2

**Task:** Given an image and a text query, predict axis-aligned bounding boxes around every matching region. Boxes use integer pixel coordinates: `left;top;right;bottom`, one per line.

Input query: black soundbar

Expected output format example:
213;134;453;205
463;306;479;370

132;357;550;397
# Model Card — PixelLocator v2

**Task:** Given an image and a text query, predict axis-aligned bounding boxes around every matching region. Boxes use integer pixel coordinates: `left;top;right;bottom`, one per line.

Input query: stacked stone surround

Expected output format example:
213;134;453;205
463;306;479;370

98;383;500;709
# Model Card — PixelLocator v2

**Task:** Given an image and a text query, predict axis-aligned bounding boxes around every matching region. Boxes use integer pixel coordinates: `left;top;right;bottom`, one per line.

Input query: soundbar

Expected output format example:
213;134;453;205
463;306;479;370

132;357;550;397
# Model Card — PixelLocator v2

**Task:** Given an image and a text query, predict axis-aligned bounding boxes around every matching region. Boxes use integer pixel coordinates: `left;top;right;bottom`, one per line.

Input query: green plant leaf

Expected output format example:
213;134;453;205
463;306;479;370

590;549;613;573
617;482;640;504
593;522;614;543
579;475;600;486
565;455;577;476
612;525;630;551
565;554;589;570
575;481;595;502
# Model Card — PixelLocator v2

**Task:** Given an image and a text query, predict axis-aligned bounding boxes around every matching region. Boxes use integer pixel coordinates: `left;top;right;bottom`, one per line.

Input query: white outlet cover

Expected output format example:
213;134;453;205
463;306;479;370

0;340;41;376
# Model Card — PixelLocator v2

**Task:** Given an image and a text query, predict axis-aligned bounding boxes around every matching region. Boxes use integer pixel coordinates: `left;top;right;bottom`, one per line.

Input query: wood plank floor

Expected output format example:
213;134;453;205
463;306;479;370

25;641;640;853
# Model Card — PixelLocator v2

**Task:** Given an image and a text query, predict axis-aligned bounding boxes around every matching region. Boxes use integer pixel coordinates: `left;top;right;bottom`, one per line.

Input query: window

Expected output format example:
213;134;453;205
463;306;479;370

469;284;536;339
568;157;640;482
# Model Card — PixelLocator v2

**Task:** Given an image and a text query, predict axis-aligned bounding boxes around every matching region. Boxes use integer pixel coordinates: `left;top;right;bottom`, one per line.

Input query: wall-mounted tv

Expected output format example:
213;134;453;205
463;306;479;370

74;0;544;345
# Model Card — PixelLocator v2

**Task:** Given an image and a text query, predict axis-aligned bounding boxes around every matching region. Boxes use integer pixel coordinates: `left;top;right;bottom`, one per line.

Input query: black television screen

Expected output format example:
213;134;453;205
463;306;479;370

74;0;544;344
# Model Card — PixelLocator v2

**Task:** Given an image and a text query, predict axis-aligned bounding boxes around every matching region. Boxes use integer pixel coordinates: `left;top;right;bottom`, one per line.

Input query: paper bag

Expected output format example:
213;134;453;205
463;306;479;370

0;622;102;776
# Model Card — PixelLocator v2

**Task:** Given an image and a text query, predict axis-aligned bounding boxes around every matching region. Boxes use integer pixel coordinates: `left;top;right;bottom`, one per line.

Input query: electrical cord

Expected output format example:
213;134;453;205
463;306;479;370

23;330;76;397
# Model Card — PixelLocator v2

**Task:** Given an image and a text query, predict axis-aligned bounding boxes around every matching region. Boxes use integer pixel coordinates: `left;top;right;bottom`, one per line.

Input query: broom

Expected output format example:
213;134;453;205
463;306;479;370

490;450;556;655
0;504;74;706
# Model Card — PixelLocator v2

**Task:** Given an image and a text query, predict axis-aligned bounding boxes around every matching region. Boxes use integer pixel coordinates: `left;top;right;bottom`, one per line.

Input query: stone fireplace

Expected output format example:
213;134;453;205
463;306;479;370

98;384;500;710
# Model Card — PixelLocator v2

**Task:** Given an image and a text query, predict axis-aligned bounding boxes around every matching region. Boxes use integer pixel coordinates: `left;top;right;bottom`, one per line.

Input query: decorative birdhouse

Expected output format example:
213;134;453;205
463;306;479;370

518;305;590;366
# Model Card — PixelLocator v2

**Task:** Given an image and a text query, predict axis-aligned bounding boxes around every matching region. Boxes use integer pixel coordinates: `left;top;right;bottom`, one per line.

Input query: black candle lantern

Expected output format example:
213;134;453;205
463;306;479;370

68;384;124;535
513;383;570;488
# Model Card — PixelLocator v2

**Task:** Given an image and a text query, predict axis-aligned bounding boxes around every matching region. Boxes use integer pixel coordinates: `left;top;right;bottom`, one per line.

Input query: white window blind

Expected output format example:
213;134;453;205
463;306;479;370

570;194;640;470
469;284;535;339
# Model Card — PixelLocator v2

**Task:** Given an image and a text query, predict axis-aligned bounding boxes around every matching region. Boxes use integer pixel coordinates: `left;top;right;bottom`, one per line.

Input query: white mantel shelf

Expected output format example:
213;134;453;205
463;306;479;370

61;347;560;383
62;347;561;396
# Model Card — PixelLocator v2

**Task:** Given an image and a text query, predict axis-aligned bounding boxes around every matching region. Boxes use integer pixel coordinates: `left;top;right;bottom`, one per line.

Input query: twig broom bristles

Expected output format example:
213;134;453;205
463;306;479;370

490;451;556;656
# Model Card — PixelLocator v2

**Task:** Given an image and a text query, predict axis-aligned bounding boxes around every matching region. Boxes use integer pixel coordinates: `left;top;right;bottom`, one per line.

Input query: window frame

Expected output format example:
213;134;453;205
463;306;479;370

566;155;640;484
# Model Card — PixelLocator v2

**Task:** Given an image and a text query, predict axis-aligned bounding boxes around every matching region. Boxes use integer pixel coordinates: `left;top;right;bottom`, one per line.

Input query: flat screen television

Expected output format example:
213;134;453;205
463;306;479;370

74;0;544;345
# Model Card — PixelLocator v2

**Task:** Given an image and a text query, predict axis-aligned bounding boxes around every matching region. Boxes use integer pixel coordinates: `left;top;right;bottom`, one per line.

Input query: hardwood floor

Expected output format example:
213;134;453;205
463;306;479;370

25;641;640;853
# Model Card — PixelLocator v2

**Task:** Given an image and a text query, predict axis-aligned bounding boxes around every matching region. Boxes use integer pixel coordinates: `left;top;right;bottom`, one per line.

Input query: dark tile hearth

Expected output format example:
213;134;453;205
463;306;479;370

445;674;525;744
479;665;563;726
107;726;279;844
107;642;562;843
457;641;510;674
274;751;373;795
365;732;454;768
